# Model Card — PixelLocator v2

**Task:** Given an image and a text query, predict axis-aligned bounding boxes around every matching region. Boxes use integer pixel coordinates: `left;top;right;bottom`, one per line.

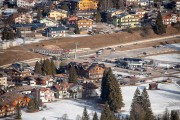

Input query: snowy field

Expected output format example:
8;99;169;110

121;83;180;116
7;83;178;120
20;99;101;120
146;53;180;63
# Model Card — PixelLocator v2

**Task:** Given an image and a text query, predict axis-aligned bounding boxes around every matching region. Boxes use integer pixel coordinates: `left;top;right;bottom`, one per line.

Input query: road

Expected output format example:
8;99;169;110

75;34;180;58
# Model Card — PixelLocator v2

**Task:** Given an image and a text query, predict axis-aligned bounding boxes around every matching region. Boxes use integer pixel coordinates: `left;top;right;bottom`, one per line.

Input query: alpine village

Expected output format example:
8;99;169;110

0;0;180;120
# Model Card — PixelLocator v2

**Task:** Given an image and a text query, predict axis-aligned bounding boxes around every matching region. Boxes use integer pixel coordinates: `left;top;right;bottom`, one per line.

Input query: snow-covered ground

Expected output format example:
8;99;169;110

121;83;180;116
12;83;179;120
20;99;101;120
146;53;180;63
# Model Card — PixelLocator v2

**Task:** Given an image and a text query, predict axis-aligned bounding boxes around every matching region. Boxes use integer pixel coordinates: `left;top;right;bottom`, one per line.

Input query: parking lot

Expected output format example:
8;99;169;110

95;43;180;60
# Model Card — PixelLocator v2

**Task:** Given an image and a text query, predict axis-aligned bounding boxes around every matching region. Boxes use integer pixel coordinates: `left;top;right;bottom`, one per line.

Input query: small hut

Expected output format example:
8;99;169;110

149;83;158;90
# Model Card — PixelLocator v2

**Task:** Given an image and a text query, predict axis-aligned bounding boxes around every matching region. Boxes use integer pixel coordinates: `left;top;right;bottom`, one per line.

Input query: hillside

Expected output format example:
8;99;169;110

0;26;179;66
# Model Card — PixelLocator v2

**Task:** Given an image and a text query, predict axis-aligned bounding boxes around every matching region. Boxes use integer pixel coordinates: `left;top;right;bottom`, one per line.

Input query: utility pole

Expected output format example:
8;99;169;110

74;42;79;59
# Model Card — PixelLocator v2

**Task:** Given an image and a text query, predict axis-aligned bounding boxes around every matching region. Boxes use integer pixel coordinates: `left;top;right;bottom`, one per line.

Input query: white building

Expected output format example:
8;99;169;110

17;0;37;8
176;1;180;12
40;88;55;103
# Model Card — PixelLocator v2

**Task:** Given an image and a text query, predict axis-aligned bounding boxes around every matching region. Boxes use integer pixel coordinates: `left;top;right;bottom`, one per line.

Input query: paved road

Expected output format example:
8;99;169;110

76;34;180;58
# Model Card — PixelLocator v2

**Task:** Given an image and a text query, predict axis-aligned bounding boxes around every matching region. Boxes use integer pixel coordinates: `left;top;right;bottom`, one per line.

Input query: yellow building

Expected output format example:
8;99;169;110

49;9;68;21
14;13;33;24
77;18;93;29
113;14;141;29
78;0;98;11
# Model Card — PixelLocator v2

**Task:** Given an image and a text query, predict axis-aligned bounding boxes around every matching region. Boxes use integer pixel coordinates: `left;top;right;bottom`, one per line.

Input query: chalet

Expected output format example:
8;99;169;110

68;62;105;80
162;13;178;25
78;0;98;11
54;74;69;84
77;18;93;29
40;87;55;103
149;83;158;90
45;26;66;38
36;76;54;87
5;68;22;78
0;72;7;87
53;83;73;99
14;12;33;24
0;92;30;117
22;76;36;86
5;68;32;79
86;63;105;79
162;14;172;25
82;82;98;98
67;16;78;25
69;84;83;99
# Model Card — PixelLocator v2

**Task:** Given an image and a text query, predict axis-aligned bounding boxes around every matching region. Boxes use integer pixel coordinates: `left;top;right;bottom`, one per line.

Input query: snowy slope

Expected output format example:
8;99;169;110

21;99;101;120
2;83;180;120
121;83;180;115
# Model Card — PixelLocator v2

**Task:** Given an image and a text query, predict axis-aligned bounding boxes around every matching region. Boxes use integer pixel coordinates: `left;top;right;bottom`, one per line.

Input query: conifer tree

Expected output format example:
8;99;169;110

1;27;15;41
142;88;154;120
130;88;145;120
101;68;124;112
37;8;42;21
95;12;102;23
68;66;77;83
60;3;69;11
27;98;39;112
74;24;80;34
15;102;21;119
43;59;52;75
154;11;166;34
162;108;170;120
81;107;89;120
101;69;109;102
100;103;115;120
171;110;179;120
50;60;56;75
93;112;99;120
34;61;42;75
107;68;124;112
16;28;21;38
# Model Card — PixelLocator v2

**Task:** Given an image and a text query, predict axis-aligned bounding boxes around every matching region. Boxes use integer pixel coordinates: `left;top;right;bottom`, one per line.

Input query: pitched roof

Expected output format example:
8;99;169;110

0;92;24;106
82;82;98;89
46;26;66;31
10;23;46;29
54;83;73;91
87;63;105;71
12;85;33;92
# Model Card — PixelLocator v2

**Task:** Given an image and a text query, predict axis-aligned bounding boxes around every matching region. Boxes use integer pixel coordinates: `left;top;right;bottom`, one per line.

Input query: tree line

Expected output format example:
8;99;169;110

34;59;56;75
